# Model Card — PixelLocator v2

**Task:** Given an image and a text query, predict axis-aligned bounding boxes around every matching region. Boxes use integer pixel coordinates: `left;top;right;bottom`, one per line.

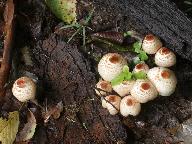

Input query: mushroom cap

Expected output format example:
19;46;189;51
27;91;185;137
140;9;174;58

98;53;127;81
12;77;36;102
131;79;158;103
120;95;141;117
147;67;177;96
142;34;162;54
112;80;135;97
101;95;121;115
95;80;112;96
133;63;149;73
155;47;176;67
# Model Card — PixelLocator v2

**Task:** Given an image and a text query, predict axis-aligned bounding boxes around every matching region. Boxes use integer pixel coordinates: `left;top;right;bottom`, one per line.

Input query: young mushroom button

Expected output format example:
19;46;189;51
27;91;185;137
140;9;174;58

155;47;176;67
102;95;121;115
112;80;135;97
133;63;149;73
147;67;177;96
95;80;112;96
98;53;127;81
12;77;36;102
120;95;141;117
142;34;162;54
131;79;158;103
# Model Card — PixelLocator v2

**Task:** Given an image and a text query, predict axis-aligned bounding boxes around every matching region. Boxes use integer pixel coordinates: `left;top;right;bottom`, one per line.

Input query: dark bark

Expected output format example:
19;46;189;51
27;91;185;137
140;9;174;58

90;0;192;61
31;34;128;143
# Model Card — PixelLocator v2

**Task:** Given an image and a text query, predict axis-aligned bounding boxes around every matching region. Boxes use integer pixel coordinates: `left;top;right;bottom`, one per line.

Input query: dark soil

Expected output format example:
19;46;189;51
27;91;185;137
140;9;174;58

0;0;192;143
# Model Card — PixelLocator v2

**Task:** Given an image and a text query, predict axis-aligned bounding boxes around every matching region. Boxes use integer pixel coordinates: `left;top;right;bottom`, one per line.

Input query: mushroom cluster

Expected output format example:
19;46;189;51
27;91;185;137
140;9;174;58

95;34;177;117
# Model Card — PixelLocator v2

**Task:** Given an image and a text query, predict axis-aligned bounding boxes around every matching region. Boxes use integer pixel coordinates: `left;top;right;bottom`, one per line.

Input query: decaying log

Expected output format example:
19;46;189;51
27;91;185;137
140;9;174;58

87;0;192;80
0;0;14;98
32;34;128;143
89;0;192;61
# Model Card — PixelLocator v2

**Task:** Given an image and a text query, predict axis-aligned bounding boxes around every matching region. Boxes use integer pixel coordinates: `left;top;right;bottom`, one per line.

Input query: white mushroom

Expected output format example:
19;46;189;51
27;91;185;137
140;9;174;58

101;95;121;115
131;79;158;103
12;77;36;102
95;80;112;96
98;53;127;81
112;80;135;97
133;63;149;73
120;95;141;117
155;47;176;67
142;34;162;54
147;67;177;96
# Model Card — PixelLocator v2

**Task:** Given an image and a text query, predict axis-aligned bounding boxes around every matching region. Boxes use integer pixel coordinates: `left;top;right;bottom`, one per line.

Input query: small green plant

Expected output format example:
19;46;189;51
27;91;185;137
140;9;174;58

59;9;94;45
132;41;148;61
111;65;147;86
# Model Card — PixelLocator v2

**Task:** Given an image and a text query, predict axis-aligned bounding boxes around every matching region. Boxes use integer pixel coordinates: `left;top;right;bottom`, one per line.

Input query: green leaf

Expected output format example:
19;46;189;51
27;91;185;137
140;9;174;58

111;65;133;86
46;0;77;24
138;51;148;61
133;41;142;53
0;111;19;144
122;65;129;73
132;41;148;61
124;72;133;81
111;73;125;86
133;71;147;79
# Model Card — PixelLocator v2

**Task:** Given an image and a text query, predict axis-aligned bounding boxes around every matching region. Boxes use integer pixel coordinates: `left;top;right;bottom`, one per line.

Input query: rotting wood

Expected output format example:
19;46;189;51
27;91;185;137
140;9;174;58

89;0;192;61
32;34;128;143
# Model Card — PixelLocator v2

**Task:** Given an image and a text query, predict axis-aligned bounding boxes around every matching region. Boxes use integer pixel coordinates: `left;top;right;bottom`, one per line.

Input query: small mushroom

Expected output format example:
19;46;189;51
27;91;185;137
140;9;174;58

98;53;127;81
95;80;112;96
112;80;135;97
147;67;177;96
12;77;36;102
131;79;158;103
101;95;121;115
155;47;176;67
142;34;162;54
120;95;141;117
133;63;149;73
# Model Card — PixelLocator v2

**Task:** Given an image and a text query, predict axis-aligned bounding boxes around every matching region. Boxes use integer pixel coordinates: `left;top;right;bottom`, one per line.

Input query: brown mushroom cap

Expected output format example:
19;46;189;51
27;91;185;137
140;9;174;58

131;79;158;103
155;47;176;67
12;77;36;102
95;80;112;96
147;67;177;96
101;95;121;115
133;63;149;73
142;34;162;54
120;95;141;117
98;53;127;81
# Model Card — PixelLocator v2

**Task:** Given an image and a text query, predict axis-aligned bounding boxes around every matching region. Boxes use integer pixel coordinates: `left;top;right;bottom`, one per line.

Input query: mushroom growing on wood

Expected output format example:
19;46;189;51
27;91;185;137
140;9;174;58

120;95;141;117
131;79;158;103
133;63;149;73
112;80;135;97
147;67;177;96
98;53;127;81
102;95;121;115
12;77;36;102
95;80;112;96
142;34;162;54
155;47;176;67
